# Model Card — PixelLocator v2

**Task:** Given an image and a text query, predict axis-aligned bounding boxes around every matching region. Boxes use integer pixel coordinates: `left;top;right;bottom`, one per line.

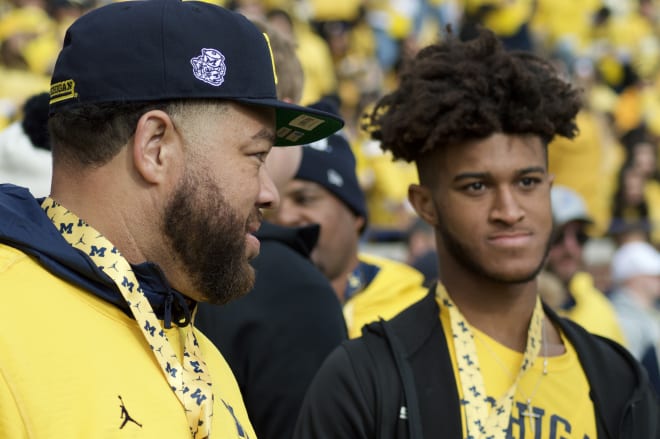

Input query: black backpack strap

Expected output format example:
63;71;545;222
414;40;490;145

380;318;424;439
344;289;448;438
343;321;409;439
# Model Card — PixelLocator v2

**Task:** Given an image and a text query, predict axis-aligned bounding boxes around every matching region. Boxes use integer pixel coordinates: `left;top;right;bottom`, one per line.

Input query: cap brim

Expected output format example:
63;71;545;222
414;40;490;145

560;216;594;226
554;213;594;228
236;97;344;146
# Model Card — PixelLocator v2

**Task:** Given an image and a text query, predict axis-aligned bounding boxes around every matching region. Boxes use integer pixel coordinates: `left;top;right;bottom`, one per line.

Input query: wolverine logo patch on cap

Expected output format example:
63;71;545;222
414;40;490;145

47;0;343;145
190;48;226;86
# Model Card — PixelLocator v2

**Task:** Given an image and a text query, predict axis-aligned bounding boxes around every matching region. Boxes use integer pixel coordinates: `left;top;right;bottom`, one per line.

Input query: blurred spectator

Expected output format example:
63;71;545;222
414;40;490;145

48;0;95;35
581;236;617;294
355;135;418;233
307;0;362;25
252;15;304;104
610;127;660;245
543;185;627;345
609;240;660;360
405;216;438;288
460;0;535;51
0;2;55;73
548;108;621;237
227;0;266;19
0;91;51;197
3;0;660;252
608;156;660;246
415;0;462;40
264;8;338;106
530;0;601;71
308;7;384;138
364;0;421;72
620;126;659;180
0;3;53;127
609;239;660;396
271;109;427;338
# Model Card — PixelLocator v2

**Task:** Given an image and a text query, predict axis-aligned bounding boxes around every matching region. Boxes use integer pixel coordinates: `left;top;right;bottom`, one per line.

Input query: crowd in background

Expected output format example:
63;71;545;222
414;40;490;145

4;0;660;236
2;0;660;383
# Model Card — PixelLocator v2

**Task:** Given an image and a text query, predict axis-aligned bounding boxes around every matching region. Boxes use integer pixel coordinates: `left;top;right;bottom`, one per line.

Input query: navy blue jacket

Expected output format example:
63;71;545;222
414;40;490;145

0;184;195;327
196;221;347;439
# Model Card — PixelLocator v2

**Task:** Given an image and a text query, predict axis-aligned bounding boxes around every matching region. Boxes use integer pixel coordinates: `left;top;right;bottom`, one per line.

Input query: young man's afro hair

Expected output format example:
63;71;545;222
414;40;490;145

363;28;582;163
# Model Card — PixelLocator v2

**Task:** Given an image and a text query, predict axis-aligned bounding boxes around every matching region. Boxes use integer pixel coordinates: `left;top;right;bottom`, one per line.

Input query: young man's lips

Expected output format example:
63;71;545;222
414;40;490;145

488;232;532;246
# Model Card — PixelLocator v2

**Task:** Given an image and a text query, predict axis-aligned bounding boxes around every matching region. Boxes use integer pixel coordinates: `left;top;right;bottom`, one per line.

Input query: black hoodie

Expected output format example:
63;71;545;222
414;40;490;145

294;287;660;439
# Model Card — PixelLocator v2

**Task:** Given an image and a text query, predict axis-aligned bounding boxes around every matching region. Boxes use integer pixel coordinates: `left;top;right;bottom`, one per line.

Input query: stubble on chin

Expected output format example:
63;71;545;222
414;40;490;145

437;222;552;285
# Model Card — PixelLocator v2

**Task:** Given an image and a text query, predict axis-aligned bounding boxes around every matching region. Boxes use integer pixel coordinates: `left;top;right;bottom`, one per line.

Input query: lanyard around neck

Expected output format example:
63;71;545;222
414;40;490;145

436;284;544;439
42;198;214;438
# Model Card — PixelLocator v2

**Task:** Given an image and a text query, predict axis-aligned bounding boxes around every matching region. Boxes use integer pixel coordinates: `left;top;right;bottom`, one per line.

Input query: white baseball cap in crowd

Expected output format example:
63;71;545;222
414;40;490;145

611;240;660;284
550;185;593;228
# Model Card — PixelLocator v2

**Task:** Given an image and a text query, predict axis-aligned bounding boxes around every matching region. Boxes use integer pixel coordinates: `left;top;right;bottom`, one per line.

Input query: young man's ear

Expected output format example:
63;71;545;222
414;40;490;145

408;184;438;227
132;110;181;184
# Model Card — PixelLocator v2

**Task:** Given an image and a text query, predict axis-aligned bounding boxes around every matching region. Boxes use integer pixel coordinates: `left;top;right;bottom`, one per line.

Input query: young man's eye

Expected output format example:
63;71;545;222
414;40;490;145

519;177;541;188
464;182;485;192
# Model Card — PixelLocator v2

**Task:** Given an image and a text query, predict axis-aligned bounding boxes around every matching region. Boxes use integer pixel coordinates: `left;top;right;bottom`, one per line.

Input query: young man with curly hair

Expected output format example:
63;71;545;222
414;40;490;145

293;29;660;439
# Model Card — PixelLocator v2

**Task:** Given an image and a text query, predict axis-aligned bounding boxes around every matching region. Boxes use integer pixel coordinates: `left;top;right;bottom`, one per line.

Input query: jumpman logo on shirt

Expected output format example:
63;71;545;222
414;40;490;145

118;395;142;429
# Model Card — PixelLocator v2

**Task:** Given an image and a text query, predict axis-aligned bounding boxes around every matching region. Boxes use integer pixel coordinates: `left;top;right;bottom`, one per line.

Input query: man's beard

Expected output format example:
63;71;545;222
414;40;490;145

163;167;257;304
437;218;551;285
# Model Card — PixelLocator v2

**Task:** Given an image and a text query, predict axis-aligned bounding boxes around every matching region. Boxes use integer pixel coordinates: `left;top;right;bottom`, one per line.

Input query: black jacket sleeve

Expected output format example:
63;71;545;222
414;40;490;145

553;311;660;439
196;239;347;439
293;344;377;439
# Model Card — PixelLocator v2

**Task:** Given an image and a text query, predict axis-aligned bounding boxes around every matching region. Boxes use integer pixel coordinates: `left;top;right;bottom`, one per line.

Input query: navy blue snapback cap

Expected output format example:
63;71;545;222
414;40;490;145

48;0;343;146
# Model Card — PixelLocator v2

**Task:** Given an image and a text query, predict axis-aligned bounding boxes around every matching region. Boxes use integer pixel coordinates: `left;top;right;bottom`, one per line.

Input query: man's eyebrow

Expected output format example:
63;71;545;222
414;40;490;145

252;127;276;144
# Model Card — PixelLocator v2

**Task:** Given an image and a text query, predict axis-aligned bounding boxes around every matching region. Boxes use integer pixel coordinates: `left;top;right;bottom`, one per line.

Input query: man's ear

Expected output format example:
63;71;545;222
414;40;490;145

132;110;181;184
408;184;438;227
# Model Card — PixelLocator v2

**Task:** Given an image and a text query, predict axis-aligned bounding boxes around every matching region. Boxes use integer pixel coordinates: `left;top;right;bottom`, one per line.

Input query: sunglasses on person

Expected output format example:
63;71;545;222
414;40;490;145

552;227;589;247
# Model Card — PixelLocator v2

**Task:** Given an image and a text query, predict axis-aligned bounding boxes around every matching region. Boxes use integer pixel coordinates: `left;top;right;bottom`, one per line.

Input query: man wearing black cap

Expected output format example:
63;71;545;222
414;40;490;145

0;0;342;437
273;110;427;338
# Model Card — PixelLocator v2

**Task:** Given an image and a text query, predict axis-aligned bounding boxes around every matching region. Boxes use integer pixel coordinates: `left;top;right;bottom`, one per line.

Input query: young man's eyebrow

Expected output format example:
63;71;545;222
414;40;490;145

453;166;546;182
516;166;546;175
453;172;489;182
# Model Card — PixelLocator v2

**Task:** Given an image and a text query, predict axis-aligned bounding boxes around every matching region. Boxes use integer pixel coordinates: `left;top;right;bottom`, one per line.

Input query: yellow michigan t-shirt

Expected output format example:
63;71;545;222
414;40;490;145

439;297;598;439
0;245;256;438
